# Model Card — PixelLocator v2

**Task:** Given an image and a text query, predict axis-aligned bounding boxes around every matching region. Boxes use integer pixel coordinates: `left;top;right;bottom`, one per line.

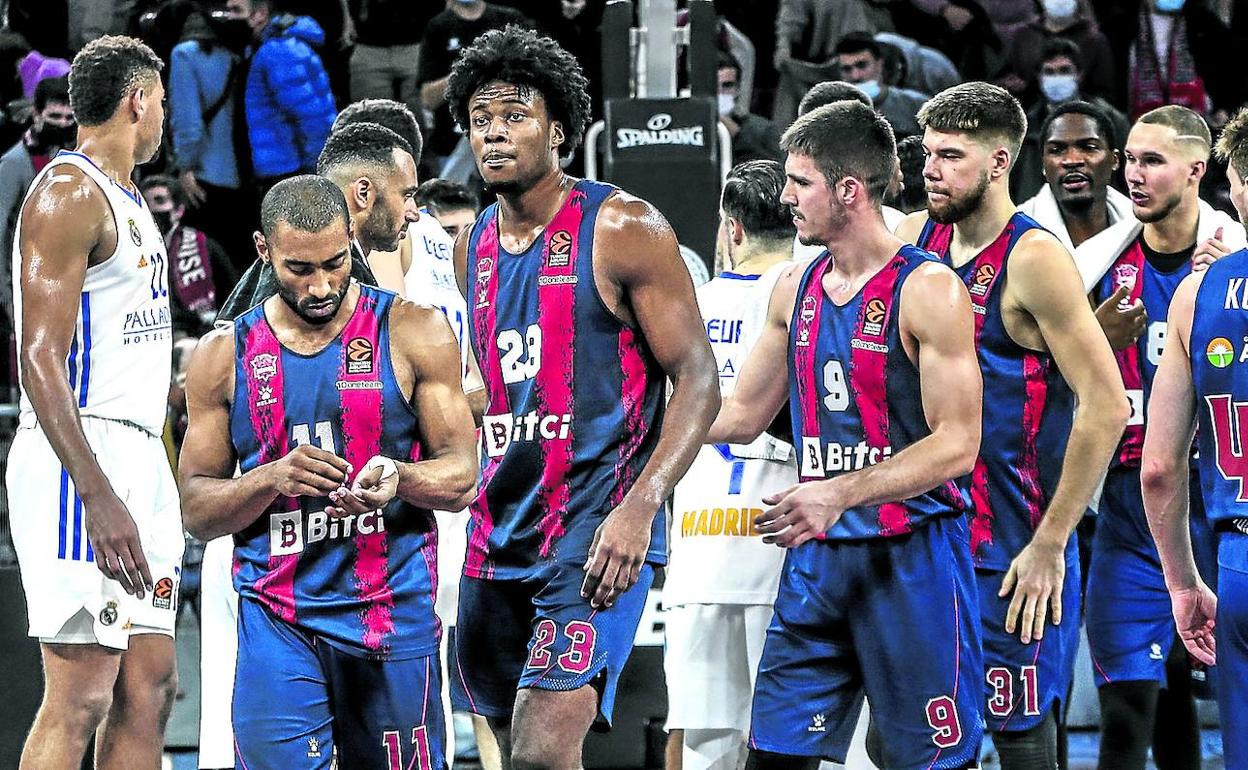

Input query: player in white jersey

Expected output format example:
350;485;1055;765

6;36;181;770
664;160;797;770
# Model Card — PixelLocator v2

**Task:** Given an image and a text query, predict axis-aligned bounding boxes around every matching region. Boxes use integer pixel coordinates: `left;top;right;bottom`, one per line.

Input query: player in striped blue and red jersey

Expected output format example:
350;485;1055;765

710;100;985;770
895;83;1128;768
443;26;720;770
1141;106;1248;770
178;176;478;770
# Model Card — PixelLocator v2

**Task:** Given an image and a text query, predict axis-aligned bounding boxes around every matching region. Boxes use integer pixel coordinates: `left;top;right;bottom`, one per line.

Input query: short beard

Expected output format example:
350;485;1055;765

361;204;399;253
1134;189;1184;224
928;170;990;225
276;279;348;326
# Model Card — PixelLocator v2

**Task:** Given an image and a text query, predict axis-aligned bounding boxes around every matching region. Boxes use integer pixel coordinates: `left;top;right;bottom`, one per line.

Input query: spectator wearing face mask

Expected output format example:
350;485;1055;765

0;75;74;328
1009;0;1115;103
1011;38;1129;202
139;174;238;339
718;53;783;165
833;32;929;139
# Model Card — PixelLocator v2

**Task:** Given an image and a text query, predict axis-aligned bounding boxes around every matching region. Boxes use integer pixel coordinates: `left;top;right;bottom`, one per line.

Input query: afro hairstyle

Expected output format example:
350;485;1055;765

444;24;591;158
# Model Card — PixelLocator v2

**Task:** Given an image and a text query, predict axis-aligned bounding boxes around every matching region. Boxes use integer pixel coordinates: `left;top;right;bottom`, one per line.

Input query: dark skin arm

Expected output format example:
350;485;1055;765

18;166;153;598
580;194;720;609
178;301;478;539
452;202;720;609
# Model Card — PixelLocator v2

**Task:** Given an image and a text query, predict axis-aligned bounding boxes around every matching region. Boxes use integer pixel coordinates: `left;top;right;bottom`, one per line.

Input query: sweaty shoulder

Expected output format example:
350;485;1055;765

192;323;238;405
21;164;106;230
894;209;929;244
1009;227;1079;275
596;189;672;242
389;296;459;351
769;261;806;325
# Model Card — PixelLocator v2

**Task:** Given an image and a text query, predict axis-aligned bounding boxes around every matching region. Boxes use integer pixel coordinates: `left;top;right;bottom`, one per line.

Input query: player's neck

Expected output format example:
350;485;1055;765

1143;192;1200;253
265;283;361;352
73;129;138;193
950;184;1015;257
1059;196;1110;249
728;243;789;276
823;217;904;284
495;170;574;239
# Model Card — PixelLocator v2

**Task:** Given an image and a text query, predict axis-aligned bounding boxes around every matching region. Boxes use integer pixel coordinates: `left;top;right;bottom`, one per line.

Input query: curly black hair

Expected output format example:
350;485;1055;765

445;25;591;158
69;35;163;127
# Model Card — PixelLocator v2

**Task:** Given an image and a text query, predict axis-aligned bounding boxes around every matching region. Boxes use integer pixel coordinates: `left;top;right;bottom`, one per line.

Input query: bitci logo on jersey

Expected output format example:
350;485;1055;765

482;410;573;458
1208;337;1235;368
346;337;374;374
862;298;887;336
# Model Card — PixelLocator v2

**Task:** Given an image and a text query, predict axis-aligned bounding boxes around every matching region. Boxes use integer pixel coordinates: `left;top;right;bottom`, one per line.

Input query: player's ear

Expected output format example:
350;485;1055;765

254;231;269;263
1111;149;1121;172
729;216;745;246
351;177;372;210
550;120;565;150
1190;158;1207;183
991;147;1011;180
130;86;147;123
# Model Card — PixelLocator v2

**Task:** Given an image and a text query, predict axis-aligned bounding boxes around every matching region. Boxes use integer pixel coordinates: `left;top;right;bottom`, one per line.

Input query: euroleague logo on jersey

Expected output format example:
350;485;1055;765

152;576;175;610
971;263;996;297
861;298;887;336
346;337;374;375
546;230;572;267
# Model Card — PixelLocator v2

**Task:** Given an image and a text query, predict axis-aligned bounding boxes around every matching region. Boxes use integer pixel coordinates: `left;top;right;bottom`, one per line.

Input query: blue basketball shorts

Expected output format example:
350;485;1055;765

450;560;654;725
748;515;983;770
976;554;1081;733
1086;467;1218;688
232;597;445;770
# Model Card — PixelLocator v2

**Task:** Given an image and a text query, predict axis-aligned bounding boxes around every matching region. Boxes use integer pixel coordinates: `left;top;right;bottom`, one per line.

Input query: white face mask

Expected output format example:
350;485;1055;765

1040;74;1079;103
1043;0;1078;19
718;93;736;118
858;79;881;100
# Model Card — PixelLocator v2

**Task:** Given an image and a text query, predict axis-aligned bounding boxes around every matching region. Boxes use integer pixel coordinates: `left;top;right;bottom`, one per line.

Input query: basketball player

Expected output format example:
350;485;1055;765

177;175;478;769
1140;104;1248;770
6;36;181;770
1073;105;1245;770
664;160;795;770
332;97;488;769
444;25;720;770
216;120;421;321
707;100;984;770
895;82;1128;768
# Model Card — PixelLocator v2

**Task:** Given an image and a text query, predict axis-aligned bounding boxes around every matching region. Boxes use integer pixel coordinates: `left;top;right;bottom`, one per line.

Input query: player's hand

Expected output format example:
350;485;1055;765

1170;581;1217;666
582;506;651;610
1094;284;1147;350
326;463;399;518
83;488;154;599
755;480;844;548
269;444;351;499
178;170;207;208
1000;539;1066;644
1192;227;1231;271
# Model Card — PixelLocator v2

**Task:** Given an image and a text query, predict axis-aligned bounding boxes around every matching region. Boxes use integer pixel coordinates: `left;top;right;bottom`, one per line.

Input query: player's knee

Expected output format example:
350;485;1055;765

992;712;1058;770
511;740;576;770
43;684;113;739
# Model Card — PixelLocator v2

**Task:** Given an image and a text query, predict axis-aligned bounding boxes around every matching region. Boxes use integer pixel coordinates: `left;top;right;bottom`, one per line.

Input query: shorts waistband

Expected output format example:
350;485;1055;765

1214;518;1248;535
23;415;162;440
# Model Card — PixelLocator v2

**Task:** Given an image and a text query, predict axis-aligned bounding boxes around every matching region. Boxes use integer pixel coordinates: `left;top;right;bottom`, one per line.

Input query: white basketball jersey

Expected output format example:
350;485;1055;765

402;212;470;381
666;263;796;606
13;151;172;436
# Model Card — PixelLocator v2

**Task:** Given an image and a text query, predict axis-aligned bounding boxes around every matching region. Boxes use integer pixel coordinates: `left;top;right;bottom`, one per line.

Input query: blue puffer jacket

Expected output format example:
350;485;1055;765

245;15;337;179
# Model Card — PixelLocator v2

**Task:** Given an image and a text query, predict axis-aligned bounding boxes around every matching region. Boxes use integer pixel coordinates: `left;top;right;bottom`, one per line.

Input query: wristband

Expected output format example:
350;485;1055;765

362;455;398;482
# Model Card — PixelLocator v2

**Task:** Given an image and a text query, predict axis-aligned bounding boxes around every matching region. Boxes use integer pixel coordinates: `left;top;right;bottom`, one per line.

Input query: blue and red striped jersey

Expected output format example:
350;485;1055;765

788;245;969;539
918;213;1076;569
229;285;439;660
465;180;667;579
1191;249;1248;525
1092;237;1191;467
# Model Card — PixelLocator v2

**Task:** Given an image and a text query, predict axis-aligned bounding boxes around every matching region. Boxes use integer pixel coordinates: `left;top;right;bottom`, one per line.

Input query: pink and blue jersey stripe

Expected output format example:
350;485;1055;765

228;285;439;660
918;212;1076;570
464;180;666;579
1093;237;1191;467
788;244;968;539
